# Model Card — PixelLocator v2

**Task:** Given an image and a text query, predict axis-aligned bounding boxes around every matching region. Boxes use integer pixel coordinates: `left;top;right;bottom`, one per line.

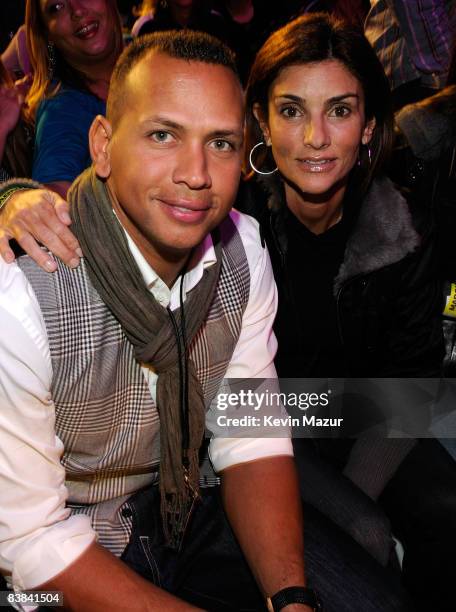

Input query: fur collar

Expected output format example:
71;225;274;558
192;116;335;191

333;176;420;293
258;174;420;293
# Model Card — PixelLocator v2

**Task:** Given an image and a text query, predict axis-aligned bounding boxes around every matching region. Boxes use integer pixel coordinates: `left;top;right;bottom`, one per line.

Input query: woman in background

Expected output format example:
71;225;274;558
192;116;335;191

25;0;123;196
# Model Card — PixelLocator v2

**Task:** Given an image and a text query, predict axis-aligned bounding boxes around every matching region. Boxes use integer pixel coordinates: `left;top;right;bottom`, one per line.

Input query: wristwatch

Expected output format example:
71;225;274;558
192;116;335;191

266;586;322;611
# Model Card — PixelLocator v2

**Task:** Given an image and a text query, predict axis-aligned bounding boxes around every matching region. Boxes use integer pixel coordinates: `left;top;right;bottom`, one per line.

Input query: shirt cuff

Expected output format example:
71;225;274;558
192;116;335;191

209;437;293;473
10;515;96;590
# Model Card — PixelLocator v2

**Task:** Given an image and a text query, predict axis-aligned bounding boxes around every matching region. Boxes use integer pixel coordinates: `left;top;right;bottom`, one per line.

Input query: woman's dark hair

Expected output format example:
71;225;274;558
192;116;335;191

245;13;394;196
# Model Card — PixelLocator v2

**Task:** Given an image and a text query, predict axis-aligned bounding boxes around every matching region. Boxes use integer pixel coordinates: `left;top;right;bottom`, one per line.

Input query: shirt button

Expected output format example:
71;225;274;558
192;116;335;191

121;507;132;518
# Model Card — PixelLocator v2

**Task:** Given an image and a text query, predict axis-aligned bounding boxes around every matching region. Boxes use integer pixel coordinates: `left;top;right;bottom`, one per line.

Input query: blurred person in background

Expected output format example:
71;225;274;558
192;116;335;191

131;1;249;79
25;0;123;197
390;40;456;384
365;0;456;111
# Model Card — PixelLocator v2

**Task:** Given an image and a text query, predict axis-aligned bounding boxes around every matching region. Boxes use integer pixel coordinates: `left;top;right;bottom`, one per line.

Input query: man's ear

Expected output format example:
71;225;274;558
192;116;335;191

253;103;272;146
89;115;113;178
361;117;376;145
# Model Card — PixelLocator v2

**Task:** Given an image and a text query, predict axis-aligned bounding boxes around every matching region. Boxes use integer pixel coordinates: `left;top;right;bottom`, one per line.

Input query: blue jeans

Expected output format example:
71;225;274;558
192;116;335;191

120;484;412;611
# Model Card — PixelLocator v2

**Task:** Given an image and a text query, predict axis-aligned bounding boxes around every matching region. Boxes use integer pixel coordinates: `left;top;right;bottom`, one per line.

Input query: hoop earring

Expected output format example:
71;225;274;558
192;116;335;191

249;141;278;176
47;41;56;80
357;144;372;167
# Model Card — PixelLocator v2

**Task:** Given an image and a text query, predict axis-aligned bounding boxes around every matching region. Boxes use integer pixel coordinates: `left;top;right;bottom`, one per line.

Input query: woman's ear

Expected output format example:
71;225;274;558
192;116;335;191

89;115;112;178
253;103;272;146
361;117;376;145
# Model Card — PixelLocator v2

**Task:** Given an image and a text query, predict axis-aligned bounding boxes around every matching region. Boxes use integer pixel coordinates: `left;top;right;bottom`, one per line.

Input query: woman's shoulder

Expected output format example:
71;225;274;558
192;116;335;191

361;175;415;225
338;176;423;283
37;86;105;120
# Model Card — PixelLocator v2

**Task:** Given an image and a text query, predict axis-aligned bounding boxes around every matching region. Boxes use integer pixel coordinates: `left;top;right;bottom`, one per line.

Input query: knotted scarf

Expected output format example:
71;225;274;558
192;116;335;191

69;167;222;547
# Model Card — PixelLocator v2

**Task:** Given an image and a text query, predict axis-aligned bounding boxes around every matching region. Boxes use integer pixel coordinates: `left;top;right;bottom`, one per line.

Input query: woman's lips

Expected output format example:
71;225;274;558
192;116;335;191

74;21;100;39
298;158;337;173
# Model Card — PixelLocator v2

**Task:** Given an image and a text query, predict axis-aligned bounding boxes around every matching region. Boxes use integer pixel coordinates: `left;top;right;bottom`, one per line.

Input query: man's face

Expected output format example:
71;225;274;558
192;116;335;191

104;52;244;271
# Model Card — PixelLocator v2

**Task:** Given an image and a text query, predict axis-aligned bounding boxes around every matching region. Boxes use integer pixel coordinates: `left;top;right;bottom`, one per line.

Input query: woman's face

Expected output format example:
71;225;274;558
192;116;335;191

39;0;117;67
256;59;375;206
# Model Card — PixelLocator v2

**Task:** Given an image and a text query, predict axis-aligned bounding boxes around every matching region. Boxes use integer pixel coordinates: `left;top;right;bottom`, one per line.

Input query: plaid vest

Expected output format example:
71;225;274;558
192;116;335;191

18;214;250;555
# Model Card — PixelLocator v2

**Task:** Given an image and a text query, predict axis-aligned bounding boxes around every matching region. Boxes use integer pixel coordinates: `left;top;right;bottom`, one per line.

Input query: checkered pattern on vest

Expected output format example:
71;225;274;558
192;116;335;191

17;214;250;555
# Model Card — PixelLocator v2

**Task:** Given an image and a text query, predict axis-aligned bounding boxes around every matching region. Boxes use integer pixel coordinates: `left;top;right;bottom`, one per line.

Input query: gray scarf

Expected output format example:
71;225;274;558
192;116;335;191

69;167;222;547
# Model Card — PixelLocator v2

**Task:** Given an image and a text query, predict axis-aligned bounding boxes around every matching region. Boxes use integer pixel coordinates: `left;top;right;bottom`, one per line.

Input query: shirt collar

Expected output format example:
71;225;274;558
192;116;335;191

122;227;217;304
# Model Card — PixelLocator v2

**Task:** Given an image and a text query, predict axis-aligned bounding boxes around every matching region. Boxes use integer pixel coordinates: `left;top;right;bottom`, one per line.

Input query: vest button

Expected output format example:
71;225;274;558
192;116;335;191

121;507;132;518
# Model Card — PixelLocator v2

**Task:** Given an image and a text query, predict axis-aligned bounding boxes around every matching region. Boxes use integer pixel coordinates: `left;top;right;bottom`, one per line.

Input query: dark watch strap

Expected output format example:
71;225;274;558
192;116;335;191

269;586;321;611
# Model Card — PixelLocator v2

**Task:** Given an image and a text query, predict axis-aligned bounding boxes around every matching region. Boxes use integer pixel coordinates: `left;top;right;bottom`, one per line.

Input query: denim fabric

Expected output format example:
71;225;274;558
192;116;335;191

120;484;412;612
120;485;265;611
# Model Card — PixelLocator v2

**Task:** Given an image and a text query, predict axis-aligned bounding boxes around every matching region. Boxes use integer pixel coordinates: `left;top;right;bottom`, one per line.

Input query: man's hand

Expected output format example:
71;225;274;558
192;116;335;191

0;188;81;271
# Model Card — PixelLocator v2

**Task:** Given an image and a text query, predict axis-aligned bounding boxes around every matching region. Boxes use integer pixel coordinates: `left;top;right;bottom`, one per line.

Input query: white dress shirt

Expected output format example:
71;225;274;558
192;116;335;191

0;209;292;590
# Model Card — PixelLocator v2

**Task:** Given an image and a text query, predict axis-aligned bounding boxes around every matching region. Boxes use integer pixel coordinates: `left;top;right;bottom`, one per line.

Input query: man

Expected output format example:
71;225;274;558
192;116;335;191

0;31;313;612
0;31;410;612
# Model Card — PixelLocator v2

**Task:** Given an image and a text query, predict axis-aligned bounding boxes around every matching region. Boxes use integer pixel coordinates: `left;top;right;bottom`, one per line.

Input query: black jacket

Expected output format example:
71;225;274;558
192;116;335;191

238;175;444;377
392;85;456;279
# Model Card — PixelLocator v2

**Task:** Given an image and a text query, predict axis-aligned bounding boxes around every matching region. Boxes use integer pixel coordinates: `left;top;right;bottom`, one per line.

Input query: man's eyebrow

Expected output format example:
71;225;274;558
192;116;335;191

207;129;244;140
140;116;183;130
140;117;243;139
274;93;360;104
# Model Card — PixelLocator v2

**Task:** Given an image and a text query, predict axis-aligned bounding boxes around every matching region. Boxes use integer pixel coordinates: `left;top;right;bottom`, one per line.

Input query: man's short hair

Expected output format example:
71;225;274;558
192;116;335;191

107;30;240;128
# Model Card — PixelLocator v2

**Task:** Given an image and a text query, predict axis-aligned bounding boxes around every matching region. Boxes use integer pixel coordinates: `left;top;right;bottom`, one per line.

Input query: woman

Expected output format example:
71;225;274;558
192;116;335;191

241;13;455;612
25;0;123;196
243;13;441;379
